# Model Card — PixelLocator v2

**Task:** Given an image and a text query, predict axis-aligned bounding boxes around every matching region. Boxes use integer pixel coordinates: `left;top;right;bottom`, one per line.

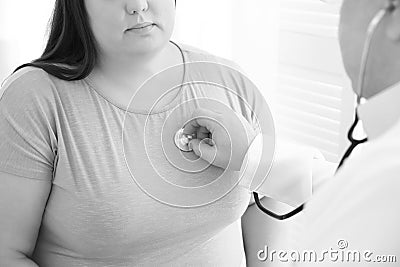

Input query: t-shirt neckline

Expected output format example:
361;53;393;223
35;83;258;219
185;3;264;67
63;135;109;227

84;40;188;115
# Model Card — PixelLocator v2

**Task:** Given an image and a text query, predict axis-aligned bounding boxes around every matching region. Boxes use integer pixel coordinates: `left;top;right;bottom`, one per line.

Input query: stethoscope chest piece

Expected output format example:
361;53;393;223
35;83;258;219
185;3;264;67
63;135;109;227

174;128;196;152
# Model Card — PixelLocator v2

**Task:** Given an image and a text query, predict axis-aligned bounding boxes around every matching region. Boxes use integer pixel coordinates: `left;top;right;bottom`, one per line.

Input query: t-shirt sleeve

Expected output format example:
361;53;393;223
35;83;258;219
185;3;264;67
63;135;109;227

183;46;269;134
0;69;58;181
218;58;270;135
221;60;276;200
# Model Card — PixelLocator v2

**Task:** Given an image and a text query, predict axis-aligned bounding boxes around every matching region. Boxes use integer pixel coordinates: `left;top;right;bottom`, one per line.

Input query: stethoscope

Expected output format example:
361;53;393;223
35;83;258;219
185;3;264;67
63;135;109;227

174;0;397;220
174;128;197;152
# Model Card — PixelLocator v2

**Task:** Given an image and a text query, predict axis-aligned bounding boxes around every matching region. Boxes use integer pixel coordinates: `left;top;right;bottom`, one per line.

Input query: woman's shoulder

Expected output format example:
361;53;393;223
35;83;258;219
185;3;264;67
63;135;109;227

2;66;51;86
1;67;55;98
0;66;61;112
178;42;243;72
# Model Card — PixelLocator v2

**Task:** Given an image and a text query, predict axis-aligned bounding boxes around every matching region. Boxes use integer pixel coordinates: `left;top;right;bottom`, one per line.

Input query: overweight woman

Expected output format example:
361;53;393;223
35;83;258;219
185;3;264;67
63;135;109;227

0;0;268;266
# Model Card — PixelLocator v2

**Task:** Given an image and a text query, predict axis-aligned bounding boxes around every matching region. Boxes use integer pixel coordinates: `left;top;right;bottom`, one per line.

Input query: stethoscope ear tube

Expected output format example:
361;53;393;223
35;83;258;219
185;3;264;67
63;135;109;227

337;3;393;171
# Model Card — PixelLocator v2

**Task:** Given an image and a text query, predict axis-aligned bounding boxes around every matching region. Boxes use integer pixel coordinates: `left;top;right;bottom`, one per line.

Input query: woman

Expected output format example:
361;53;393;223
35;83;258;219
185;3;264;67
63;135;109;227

0;0;265;265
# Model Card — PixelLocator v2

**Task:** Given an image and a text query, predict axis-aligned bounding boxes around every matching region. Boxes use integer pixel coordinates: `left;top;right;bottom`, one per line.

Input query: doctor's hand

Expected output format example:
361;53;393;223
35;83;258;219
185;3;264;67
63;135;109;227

183;108;257;171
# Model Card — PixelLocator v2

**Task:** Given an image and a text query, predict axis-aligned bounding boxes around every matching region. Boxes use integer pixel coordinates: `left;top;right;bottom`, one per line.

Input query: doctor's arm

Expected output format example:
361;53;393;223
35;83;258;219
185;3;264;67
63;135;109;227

184;107;337;205
184;108;337;264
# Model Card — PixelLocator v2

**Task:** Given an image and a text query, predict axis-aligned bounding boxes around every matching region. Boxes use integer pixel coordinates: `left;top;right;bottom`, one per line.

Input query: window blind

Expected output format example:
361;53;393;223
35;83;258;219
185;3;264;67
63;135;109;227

273;0;354;163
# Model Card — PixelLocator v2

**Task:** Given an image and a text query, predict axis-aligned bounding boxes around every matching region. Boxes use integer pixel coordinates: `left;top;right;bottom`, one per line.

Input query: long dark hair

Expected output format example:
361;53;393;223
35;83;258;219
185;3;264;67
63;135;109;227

14;0;96;81
14;0;177;81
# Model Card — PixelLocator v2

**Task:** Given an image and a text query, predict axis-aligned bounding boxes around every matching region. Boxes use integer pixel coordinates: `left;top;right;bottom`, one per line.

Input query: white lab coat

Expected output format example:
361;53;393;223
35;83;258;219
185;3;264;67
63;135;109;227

291;82;400;266
240;82;400;266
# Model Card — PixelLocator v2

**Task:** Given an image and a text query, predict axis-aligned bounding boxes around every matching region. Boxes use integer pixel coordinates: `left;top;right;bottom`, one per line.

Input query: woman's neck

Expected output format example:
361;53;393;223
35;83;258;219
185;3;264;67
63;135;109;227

93;41;178;91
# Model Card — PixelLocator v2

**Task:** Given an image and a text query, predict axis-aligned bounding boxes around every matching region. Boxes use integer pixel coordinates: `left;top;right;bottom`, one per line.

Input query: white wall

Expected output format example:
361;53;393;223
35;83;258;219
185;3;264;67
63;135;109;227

173;0;281;100
0;0;54;82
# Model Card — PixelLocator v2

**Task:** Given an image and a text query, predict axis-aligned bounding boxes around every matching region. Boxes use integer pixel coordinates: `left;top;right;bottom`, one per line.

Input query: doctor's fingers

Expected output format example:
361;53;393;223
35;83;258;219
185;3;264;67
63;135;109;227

183;108;222;135
196;126;212;139
189;138;217;165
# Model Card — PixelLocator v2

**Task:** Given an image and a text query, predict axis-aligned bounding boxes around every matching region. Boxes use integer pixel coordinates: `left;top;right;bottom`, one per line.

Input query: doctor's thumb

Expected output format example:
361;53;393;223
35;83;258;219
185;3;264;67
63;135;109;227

189;139;217;165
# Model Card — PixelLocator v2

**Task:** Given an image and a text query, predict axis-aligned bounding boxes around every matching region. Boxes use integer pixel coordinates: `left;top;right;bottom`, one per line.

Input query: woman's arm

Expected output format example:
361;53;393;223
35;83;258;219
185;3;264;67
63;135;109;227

242;196;303;267
0;171;51;266
241;158;337;266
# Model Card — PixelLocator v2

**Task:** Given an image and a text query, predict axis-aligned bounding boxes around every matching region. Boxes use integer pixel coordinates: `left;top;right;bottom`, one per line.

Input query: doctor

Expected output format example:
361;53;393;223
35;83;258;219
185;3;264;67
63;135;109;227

184;0;400;265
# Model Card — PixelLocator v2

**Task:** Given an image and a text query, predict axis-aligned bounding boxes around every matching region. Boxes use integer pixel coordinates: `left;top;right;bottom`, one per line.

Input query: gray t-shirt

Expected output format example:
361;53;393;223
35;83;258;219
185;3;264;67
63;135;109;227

0;43;264;266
